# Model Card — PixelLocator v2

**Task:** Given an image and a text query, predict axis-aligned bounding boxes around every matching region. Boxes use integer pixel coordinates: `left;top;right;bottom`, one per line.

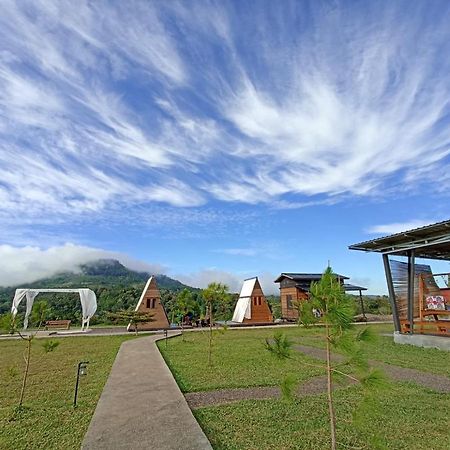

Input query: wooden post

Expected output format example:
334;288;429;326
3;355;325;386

418;274;424;323
359;290;367;321
407;250;415;334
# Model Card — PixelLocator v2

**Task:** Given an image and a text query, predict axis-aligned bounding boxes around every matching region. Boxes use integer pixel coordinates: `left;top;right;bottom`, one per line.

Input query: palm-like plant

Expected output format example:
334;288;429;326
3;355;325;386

175;289;195;341
202;282;229;365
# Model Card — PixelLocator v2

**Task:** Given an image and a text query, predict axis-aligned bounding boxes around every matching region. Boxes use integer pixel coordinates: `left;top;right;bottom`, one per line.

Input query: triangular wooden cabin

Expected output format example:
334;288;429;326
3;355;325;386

128;276;169;331
232;277;273;324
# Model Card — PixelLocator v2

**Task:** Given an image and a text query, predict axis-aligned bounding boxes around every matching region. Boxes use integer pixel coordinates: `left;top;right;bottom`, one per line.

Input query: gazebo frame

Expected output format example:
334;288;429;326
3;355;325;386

349;220;450;339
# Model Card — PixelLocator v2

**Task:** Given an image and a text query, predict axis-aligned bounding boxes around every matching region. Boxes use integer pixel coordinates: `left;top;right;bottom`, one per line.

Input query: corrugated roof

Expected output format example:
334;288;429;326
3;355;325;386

343;283;367;292
349;219;450;260
274;273;349;282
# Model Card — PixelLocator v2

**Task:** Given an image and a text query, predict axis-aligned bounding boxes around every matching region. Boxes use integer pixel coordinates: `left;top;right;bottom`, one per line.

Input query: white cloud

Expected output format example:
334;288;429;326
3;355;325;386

218;248;258;257
175;269;278;295
366;220;434;235
175;269;242;292
0;243;165;287
0;0;449;230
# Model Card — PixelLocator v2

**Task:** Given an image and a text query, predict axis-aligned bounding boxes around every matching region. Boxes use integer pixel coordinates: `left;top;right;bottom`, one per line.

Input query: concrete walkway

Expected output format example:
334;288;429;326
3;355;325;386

82;334;212;450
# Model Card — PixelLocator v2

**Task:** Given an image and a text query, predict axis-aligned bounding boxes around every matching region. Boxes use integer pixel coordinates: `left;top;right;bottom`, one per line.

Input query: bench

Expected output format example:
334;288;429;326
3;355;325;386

45;320;71;330
401;319;450;336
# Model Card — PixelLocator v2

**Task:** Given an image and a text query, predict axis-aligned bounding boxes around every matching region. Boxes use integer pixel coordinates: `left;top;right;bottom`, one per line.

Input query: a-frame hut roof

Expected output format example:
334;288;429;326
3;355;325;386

134;276;156;311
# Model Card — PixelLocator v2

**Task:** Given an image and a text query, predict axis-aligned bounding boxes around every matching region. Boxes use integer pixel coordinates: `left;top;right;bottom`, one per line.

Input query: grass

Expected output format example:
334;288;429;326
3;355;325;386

287;323;450;377
157;327;327;392
0;335;135;450
159;324;450;449
1;324;449;449
158;324;450;391
194;383;450;450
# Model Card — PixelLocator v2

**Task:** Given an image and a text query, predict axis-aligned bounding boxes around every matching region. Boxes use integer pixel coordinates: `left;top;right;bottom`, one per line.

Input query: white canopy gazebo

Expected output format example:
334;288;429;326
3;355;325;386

11;288;97;331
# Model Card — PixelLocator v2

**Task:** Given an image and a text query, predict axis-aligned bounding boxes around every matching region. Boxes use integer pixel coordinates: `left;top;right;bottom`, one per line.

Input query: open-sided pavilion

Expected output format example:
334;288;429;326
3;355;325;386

349;220;450;350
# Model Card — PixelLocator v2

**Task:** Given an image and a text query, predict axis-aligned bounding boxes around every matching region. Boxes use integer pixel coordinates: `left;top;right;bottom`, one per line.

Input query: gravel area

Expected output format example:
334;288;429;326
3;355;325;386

185;386;280;409
185;343;450;409
185;375;356;409
295;345;450;393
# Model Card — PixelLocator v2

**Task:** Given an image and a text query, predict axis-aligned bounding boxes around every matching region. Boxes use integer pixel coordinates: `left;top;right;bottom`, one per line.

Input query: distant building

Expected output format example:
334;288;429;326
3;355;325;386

275;273;366;321
128;276;169;331
232;277;273;324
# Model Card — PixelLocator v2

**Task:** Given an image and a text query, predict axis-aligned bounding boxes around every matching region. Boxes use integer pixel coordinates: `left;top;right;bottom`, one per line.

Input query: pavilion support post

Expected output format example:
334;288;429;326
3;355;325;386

359;290;367;321
407;250;415;334
383;254;400;332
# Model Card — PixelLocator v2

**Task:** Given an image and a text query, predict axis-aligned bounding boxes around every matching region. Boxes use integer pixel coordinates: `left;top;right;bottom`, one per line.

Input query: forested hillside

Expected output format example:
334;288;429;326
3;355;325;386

0;259;387;325
0;259;198;323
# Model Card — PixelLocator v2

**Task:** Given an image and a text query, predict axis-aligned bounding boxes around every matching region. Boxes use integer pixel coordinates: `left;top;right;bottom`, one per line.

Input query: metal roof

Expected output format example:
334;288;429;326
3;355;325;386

342;283;367;292
274;273;349;283
349;219;450;260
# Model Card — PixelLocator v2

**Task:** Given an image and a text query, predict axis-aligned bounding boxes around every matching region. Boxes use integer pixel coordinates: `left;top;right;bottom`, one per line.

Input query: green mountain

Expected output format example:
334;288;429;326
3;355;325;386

0;259;196;320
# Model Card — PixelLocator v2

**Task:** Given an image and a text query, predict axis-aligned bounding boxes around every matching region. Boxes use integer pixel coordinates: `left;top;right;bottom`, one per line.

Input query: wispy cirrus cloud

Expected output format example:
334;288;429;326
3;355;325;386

366;220;435;235
0;0;449;234
218;248;258;257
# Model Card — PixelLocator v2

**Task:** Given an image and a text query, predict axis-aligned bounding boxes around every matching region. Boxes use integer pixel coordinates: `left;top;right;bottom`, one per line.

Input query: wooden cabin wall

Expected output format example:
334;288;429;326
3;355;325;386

243;280;273;323
280;286;308;320
135;278;169;330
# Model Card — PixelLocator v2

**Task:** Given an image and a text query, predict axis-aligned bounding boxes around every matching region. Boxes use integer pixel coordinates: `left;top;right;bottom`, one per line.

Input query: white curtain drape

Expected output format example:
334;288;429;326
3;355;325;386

79;289;97;330
11;289;27;316
24;291;40;328
231;297;251;322
11;288;97;330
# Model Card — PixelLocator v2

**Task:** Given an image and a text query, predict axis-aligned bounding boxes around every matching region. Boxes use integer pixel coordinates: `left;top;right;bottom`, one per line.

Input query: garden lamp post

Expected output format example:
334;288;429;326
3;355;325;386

73;361;89;407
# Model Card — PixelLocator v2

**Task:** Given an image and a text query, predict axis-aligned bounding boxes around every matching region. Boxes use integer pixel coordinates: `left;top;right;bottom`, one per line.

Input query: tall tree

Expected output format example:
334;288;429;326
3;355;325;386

202;282;229;365
8;301;60;408
175;289;195;341
266;267;383;450
309;267;353;449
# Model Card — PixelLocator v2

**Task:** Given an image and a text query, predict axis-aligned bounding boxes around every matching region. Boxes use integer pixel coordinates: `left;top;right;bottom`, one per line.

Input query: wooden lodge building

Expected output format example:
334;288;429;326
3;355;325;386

275;273;366;321
128;276;169;331
232;277;273;324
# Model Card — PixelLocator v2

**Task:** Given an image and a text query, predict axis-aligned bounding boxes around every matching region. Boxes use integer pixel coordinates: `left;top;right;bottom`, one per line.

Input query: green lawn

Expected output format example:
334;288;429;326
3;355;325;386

1;326;449;450
159;324;450;450
194;384;450;450
0;335;135;450
286;323;450;378
158;328;327;392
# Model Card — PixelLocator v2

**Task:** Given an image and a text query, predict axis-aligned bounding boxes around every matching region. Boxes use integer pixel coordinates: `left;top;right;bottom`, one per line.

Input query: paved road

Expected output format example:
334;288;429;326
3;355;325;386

82;333;212;450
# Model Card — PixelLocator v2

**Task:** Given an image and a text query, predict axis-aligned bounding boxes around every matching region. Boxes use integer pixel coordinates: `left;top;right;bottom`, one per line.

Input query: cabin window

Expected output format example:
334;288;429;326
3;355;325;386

258;297;262;305
152;298;156;308
286;294;293;309
253;297;257;305
146;298;151;308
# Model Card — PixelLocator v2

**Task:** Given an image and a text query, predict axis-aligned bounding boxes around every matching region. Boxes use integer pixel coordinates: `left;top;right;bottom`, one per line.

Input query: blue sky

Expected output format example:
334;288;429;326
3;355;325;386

0;0;449;293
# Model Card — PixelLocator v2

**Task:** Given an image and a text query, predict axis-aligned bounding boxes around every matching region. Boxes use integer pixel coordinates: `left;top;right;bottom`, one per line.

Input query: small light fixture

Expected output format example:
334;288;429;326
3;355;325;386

73;361;89;407
80;363;88;376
